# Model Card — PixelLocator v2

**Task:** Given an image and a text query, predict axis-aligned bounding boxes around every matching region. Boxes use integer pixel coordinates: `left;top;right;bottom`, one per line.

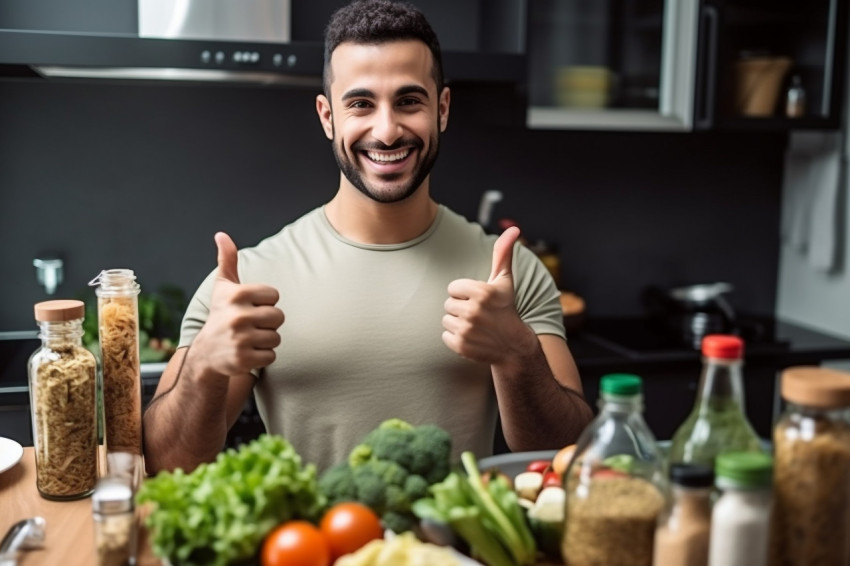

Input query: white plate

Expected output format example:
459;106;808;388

0;437;24;474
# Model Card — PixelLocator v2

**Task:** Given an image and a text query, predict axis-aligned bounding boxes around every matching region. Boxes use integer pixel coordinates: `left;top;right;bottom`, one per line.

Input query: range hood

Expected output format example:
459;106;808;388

0;0;320;85
0;0;524;86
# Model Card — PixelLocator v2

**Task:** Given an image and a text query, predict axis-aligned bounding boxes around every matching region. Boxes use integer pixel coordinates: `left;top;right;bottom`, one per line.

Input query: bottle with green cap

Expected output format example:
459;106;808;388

561;374;667;566
708;451;773;566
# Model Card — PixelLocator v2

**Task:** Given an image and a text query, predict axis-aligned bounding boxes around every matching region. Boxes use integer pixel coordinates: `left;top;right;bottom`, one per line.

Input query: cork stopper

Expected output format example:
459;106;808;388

781;366;850;408
34;299;85;322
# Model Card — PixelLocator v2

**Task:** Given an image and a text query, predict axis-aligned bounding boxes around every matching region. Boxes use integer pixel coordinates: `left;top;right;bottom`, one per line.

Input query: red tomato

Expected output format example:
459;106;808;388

526;460;552;474
593;468;629;480
261;520;331;566
543;470;562;487
319;502;384;562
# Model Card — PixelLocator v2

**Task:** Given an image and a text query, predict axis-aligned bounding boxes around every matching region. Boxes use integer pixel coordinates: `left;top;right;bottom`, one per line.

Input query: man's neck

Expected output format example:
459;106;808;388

324;178;439;245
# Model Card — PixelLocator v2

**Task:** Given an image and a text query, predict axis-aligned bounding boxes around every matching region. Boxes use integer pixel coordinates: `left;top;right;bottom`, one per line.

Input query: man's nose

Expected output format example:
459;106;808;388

371;106;404;146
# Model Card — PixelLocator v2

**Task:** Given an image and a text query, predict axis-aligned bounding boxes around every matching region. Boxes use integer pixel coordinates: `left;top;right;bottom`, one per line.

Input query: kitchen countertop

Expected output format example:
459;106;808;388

567;315;850;368
0;448;161;566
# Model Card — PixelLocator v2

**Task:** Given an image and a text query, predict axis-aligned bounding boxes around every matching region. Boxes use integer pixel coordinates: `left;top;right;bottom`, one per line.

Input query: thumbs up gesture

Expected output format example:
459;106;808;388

442;227;530;364
191;232;285;377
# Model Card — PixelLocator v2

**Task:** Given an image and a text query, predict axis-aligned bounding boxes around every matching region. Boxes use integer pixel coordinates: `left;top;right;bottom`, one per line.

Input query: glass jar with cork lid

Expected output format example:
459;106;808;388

769;366;850;566
28;299;99;500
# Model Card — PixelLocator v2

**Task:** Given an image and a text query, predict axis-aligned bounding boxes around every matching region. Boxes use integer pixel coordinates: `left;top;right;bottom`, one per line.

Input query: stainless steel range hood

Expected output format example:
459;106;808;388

0;0;323;85
0;0;525;86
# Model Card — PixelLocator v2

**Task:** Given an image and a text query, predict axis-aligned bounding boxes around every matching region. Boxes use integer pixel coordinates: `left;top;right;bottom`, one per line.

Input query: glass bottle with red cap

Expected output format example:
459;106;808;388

668;334;763;467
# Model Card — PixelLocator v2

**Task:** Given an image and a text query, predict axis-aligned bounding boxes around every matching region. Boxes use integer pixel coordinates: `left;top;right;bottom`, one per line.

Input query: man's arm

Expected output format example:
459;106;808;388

490;331;592;451
143;232;284;473
442;226;593;451
143;347;255;473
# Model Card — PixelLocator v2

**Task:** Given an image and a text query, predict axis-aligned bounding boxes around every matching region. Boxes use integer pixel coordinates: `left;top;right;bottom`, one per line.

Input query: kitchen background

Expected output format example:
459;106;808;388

2;0;850;446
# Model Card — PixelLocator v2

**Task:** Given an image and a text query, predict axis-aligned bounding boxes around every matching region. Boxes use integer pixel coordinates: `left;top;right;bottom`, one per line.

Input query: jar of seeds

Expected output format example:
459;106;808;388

28;299;99;500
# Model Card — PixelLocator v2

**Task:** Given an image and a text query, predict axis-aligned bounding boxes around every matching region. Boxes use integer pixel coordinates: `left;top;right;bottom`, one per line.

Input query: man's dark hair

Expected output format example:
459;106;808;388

323;0;445;97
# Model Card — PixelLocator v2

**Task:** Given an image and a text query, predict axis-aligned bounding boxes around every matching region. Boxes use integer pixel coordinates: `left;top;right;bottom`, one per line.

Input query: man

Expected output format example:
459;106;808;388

143;0;593;474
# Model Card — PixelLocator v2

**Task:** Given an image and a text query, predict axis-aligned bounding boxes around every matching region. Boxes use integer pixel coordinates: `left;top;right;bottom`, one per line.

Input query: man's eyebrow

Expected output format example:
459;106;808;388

340;85;430;101
341;88;375;101
396;85;430;98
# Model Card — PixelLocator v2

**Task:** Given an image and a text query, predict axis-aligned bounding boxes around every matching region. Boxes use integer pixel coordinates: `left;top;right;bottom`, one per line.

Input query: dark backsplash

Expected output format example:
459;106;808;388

0;79;786;330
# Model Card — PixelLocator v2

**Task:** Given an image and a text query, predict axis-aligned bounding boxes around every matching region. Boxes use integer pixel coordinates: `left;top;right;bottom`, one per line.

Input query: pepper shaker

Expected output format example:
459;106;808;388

92;476;137;566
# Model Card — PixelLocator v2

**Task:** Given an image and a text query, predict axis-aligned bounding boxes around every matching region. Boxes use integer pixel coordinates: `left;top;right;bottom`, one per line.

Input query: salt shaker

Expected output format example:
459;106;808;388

92;476;137;566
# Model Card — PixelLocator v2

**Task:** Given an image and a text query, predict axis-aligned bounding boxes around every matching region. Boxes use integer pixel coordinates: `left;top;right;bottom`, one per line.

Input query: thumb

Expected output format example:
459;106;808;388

214;232;240;283
488;226;520;283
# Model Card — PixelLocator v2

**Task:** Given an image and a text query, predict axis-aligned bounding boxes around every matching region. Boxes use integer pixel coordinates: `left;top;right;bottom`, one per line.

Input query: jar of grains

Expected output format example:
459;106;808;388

28;300;99;500
90;269;142;458
561;374;667;566
769;366;850;566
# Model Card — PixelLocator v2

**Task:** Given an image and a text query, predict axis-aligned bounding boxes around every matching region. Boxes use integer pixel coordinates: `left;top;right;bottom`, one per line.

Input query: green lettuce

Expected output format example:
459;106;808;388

137;435;325;566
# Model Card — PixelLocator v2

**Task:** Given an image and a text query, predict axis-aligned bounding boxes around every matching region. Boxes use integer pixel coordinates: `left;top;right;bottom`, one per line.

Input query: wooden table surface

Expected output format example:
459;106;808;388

0;447;161;566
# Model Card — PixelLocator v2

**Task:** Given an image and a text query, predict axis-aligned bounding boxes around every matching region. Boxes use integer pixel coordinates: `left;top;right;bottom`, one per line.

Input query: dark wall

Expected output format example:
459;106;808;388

0;78;785;330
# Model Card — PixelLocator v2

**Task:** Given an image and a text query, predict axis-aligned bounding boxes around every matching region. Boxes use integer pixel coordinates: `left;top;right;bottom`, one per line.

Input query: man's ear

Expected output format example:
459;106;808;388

438;86;451;133
316;94;334;140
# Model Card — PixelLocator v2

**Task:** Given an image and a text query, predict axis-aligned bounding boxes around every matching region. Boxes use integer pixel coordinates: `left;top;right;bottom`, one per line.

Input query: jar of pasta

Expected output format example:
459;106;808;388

28;300;99;500
769;366;850;566
90;269;142;459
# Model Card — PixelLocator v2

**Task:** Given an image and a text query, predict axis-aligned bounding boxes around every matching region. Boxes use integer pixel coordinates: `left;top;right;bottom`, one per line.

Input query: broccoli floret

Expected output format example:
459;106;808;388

348;444;373;468
404;474;430;501
319;419;454;533
408;424;452;483
356;421;417;470
318;462;356;506
381;510;416;534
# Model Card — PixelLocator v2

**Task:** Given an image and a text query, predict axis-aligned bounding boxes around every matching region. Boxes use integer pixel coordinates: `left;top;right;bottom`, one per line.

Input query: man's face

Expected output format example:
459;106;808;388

316;40;450;203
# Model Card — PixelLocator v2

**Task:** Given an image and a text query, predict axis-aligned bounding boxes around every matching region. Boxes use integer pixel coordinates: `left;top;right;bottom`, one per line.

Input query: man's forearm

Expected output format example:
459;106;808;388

492;336;593;451
143;353;231;473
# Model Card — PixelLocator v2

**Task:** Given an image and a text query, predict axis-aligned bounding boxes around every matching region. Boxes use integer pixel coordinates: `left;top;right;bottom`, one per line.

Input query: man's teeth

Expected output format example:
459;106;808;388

367;149;410;162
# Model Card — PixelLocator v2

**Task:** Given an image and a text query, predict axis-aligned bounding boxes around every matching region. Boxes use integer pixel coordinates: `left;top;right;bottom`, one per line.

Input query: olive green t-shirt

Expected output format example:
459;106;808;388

180;205;565;471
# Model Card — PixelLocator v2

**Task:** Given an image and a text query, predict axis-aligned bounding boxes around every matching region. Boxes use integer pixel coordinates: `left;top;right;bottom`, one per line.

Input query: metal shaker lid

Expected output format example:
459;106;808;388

92;477;133;515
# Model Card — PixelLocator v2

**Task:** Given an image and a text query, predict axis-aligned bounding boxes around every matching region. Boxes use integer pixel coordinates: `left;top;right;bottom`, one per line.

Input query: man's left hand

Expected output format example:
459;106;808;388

442;226;536;364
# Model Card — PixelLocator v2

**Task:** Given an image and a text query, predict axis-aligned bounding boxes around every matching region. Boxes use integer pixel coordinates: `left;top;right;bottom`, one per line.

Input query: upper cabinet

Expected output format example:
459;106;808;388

696;0;847;130
526;0;847;131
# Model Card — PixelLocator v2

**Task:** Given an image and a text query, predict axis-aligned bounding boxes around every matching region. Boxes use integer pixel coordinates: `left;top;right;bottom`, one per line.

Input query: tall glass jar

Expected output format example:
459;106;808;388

769;366;850;566
28;300;99;500
669;334;763;467
561;374;667;566
90;269;142;458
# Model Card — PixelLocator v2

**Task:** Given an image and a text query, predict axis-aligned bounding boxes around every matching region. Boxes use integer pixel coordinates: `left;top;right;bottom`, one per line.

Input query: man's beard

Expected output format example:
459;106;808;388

331;131;440;204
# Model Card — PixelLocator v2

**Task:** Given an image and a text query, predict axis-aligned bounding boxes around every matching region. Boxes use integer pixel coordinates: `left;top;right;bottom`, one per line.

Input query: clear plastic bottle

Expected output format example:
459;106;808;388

90;269;143;459
28;299;99;500
561;374;667;566
708;452;773;566
669;335;763;468
769;366;850;566
653;464;713;566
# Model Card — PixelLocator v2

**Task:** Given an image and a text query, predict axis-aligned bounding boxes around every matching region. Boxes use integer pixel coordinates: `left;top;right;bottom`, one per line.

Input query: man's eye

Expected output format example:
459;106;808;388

398;97;422;106
349;100;372;109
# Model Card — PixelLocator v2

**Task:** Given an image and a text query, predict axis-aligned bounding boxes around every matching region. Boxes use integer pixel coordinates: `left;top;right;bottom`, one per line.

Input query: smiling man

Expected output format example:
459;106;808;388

143;0;593;474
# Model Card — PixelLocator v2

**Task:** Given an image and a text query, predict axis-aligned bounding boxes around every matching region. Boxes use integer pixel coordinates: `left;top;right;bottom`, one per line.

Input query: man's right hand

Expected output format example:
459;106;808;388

191;232;284;378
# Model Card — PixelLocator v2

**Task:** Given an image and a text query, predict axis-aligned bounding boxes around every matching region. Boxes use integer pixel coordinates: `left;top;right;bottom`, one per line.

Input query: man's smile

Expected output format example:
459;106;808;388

365;148;411;163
